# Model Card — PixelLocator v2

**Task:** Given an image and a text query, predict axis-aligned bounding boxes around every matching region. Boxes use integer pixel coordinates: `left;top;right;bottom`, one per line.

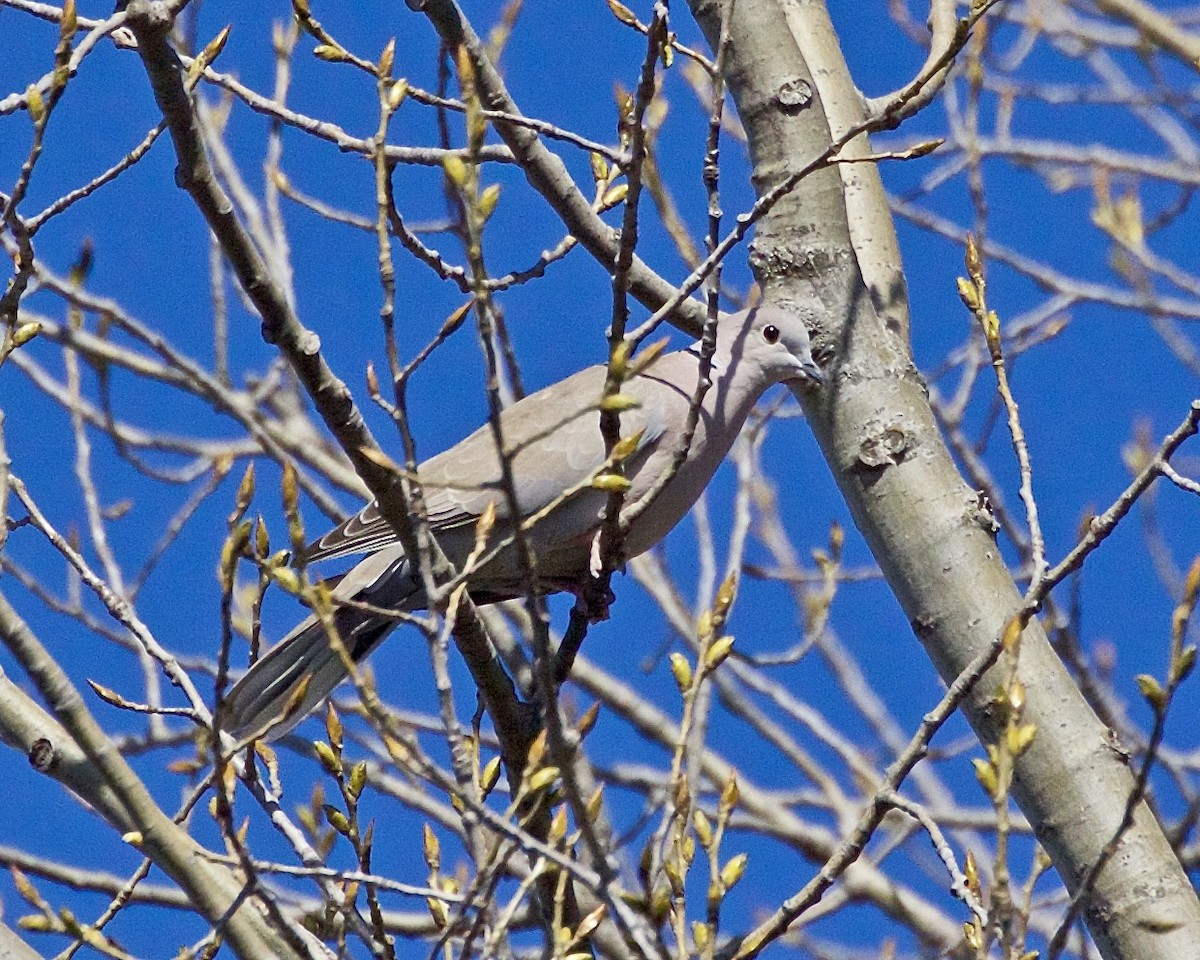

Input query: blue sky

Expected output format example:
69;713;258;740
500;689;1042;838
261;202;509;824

1;2;1198;957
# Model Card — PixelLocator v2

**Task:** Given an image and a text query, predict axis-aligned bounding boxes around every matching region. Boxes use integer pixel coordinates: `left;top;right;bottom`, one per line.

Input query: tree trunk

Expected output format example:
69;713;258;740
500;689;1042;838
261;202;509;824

686;1;1200;957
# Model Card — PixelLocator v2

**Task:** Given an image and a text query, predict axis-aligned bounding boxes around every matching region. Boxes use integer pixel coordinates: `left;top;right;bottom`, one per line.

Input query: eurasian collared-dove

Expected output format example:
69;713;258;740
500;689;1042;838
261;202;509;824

221;305;821;741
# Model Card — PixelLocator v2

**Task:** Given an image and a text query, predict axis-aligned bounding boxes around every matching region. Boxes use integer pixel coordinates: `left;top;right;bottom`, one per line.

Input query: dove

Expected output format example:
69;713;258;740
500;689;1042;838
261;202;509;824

220;305;822;741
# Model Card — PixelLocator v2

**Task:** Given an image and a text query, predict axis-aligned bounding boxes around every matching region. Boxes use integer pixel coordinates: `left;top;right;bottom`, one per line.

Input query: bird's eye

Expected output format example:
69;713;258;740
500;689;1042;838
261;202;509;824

763;324;780;345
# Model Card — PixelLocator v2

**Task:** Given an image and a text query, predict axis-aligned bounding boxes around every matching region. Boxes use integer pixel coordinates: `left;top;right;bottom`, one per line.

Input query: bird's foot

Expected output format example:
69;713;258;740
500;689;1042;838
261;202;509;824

570;582;616;624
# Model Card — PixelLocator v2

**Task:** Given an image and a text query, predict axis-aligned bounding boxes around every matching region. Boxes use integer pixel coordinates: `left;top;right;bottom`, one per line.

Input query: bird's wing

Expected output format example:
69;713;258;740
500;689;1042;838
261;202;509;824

304;362;667;564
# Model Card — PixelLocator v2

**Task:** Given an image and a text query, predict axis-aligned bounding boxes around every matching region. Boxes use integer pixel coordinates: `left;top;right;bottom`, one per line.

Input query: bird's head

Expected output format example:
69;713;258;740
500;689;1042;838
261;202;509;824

729;304;823;386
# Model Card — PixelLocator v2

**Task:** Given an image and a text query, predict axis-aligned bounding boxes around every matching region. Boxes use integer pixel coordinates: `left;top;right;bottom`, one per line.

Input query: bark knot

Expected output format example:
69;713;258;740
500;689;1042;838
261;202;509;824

775;77;813;113
966;490;1000;536
28;737;57;772
299;330;322;356
857;418;912;469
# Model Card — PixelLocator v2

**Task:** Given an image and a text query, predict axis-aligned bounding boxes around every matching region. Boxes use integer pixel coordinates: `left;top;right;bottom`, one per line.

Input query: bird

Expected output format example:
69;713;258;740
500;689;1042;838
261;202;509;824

219;304;822;742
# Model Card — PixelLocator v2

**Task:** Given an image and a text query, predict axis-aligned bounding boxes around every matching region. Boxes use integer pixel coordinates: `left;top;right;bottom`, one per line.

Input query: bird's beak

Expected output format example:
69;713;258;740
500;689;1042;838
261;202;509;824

796;359;824;385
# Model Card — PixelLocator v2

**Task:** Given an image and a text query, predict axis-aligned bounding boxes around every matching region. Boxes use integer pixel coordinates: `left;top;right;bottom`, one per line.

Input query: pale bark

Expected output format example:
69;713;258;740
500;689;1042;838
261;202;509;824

0;923;42;960
0;596;312;960
686;1;1200;958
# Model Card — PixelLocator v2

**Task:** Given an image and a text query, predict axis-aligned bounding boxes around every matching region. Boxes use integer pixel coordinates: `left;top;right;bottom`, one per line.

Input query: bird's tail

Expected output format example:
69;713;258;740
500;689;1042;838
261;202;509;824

218;612;394;743
219;551;417;743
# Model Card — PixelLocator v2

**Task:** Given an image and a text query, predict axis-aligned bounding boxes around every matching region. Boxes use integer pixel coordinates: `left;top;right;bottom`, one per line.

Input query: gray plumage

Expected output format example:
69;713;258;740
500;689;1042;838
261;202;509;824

220;305;821;741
